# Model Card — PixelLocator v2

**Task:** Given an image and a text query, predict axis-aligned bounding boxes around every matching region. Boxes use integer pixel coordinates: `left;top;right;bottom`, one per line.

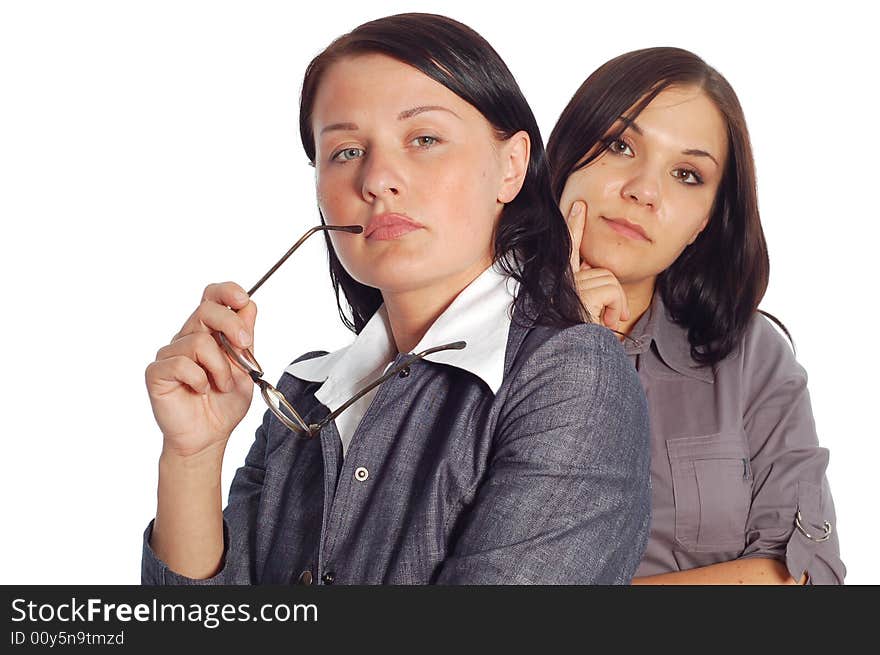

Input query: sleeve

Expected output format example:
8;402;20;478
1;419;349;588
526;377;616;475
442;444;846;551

737;317;845;584
435;324;652;584
141;405;272;585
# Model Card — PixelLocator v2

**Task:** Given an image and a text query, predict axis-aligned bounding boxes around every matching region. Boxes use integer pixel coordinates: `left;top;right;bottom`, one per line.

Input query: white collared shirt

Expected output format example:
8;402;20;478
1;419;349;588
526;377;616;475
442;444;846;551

285;261;520;456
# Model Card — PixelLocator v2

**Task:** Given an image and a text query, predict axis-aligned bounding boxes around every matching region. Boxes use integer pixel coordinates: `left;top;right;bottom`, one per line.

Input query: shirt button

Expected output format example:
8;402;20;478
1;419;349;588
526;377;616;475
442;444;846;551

321;571;335;585
297;570;313;585
354;466;369;482
398;366;410;378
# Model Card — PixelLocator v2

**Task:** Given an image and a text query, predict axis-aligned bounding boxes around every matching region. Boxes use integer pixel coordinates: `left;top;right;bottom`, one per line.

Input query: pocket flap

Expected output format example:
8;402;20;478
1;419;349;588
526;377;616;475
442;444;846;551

667;432;747;461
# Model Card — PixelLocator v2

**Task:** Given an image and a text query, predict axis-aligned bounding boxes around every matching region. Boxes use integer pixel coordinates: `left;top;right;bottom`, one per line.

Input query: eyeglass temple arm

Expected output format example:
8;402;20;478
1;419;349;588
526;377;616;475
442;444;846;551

246;224;363;297
216;224;363;375
314;340;467;431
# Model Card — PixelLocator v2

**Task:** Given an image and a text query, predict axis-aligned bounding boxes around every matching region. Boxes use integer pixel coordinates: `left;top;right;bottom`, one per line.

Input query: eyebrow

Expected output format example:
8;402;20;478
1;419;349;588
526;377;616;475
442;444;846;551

681;148;719;167
319;105;461;135
320;122;359;135
397;105;461;121
617;116;719;167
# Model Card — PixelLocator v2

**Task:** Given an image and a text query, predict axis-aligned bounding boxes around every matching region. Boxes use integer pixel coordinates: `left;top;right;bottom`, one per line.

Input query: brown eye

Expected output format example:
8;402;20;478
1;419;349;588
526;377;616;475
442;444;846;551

412;136;439;148
607;139;634;157
672;168;703;185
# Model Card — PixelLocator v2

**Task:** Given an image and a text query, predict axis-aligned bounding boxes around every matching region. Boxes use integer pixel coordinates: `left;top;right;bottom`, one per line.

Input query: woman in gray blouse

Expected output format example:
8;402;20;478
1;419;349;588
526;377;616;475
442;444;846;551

547;47;844;584
141;14;651;584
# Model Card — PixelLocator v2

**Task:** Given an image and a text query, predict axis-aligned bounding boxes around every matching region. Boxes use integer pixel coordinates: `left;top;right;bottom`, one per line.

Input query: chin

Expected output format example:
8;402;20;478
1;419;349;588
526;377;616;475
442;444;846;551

345;261;442;295
582;250;624;276
341;243;488;296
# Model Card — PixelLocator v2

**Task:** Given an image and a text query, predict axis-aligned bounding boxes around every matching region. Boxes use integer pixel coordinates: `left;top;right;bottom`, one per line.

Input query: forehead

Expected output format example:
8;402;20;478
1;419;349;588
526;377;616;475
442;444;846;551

631;86;728;157
311;53;478;126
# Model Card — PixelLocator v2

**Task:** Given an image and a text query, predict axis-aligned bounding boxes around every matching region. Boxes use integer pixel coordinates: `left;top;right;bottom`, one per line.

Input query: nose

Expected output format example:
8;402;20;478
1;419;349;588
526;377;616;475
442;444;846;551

360;149;404;203
620;168;660;209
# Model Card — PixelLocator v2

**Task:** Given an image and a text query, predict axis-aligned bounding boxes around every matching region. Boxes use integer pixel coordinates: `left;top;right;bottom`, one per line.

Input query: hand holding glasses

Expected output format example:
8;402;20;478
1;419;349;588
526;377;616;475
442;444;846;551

147;223;466;456
215;224;466;438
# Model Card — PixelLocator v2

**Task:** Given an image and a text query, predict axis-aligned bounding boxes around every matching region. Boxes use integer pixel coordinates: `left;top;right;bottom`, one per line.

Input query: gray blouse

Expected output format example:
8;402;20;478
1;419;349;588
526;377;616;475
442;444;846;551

625;293;845;583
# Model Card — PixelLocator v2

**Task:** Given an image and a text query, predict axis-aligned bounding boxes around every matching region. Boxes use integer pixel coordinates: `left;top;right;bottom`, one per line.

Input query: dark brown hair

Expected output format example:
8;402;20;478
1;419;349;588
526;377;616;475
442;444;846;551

299;13;585;333
546;47;771;365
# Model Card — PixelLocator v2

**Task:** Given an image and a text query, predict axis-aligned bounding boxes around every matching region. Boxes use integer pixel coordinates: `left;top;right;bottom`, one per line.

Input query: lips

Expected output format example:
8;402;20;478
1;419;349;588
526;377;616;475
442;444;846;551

364;213;424;240
601;216;651;242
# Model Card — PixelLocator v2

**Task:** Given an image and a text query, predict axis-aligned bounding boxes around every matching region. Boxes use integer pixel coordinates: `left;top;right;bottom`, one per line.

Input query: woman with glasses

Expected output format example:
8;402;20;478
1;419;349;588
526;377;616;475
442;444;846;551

547;48;844;584
141;13;651;585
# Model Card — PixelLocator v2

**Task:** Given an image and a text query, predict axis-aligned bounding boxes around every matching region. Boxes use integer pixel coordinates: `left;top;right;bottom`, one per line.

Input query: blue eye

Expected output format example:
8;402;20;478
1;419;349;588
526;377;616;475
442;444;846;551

606;138;634;157
332;147;364;163
673;168;703;185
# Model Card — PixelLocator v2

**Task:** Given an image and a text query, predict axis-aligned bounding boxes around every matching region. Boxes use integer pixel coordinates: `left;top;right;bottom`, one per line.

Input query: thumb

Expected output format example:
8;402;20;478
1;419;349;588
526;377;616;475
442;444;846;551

238;300;258;340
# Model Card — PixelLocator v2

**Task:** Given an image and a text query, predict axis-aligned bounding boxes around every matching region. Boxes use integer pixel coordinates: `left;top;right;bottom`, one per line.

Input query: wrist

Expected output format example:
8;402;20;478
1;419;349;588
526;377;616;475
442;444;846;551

159;440;226;480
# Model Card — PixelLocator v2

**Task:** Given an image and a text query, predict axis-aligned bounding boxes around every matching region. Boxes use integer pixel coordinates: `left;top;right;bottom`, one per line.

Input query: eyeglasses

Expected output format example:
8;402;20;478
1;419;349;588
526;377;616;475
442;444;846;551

217;224;466;438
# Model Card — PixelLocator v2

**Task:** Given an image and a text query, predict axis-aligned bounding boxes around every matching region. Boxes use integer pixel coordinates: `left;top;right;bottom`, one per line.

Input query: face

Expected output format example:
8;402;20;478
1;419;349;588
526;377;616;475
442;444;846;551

311;54;528;297
559;85;728;286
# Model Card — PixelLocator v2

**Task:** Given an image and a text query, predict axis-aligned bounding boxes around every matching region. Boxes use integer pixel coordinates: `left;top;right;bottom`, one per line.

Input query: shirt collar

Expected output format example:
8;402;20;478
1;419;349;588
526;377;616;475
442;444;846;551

285;261;520;407
624;291;715;384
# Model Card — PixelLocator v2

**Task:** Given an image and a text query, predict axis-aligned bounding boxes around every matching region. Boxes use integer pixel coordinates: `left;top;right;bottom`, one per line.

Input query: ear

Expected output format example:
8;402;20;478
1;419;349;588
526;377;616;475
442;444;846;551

687;215;710;246
496;130;530;204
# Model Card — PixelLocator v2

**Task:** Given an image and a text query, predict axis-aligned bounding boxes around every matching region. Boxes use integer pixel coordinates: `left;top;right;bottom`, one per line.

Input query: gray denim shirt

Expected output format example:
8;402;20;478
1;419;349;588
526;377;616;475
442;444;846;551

142;294;652;585
626;293;845;583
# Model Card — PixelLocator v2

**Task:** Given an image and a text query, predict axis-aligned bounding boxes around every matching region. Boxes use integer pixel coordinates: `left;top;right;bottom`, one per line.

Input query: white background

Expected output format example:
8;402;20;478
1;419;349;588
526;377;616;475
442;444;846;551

1;0;876;584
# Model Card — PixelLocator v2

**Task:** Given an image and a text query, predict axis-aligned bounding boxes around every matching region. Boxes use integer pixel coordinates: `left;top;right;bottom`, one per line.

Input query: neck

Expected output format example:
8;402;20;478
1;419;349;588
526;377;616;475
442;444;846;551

617;276;657;337
382;258;493;354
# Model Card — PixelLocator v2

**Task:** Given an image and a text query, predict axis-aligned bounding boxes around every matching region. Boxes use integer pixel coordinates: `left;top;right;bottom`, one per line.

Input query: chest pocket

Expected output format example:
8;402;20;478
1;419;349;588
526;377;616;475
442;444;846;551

666;432;752;552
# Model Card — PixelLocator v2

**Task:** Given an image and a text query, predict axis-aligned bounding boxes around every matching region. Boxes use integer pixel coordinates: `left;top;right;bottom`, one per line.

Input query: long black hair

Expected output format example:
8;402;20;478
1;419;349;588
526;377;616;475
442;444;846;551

547;47;773;365
299;13;585;333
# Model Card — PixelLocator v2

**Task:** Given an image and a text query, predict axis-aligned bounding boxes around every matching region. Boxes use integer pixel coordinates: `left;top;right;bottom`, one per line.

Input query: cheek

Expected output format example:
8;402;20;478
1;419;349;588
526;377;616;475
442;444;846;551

315;171;368;278
428;153;498;237
443;145;496;194
560;164;616;211
662;191;714;244
315;172;351;224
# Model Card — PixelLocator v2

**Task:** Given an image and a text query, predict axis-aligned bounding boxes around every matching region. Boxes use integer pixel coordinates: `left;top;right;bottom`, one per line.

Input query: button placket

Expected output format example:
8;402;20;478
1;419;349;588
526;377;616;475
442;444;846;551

319;353;410;582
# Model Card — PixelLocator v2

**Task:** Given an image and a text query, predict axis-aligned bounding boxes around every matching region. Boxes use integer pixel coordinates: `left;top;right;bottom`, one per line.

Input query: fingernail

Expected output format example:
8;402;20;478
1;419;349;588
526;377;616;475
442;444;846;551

239;330;252;347
236;291;249;304
572;202;583;215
